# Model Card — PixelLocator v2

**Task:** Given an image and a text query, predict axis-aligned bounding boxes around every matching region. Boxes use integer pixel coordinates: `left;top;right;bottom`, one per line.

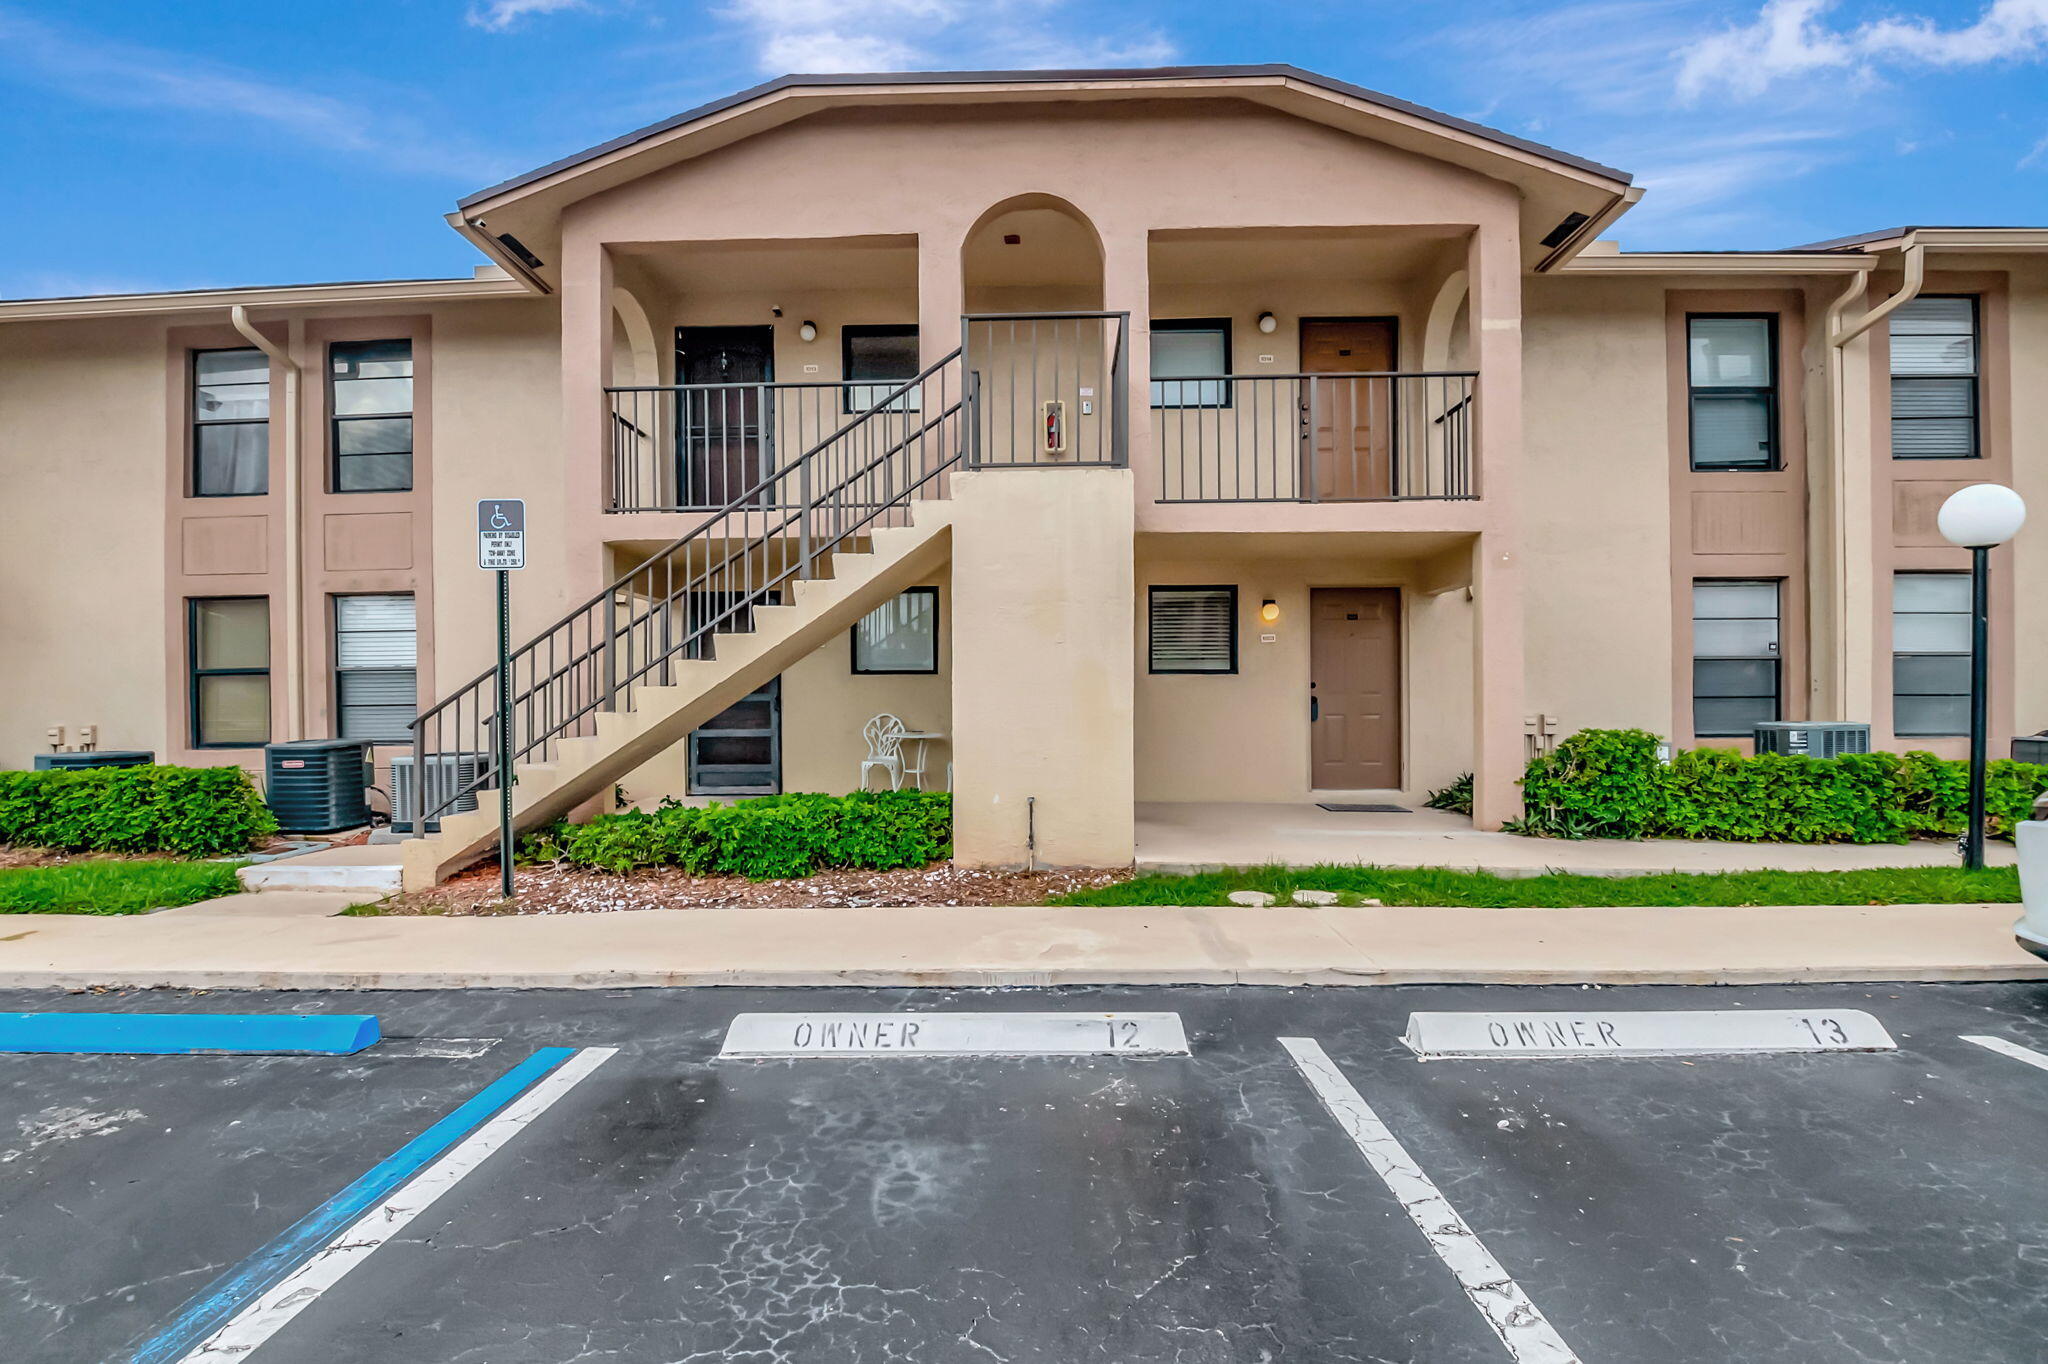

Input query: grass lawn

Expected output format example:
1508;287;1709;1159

1047;863;2022;909
0;859;243;915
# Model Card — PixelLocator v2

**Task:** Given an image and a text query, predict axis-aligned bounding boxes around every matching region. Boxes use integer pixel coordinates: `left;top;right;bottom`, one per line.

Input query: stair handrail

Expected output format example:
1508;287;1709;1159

408;348;964;826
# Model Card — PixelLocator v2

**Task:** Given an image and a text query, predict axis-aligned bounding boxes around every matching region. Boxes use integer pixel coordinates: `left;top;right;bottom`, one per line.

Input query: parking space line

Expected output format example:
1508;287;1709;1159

128;1045;605;1364
1960;1035;2048;1074
1280;1037;1581;1364
174;1045;616;1361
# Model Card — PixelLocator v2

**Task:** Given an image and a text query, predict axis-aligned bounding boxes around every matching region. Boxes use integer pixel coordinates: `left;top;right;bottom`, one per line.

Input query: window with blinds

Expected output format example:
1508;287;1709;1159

1692;579;1781;737
189;597;271;747
1150;319;1232;409
1889;296;1978;459
852;587;938;673
333;594;417;742
1686;315;1777;470
1892;572;1971;736
1148;586;1237;674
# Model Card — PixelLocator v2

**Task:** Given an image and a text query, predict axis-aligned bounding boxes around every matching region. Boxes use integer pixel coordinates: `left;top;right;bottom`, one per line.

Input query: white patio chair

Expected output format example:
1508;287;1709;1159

860;713;907;791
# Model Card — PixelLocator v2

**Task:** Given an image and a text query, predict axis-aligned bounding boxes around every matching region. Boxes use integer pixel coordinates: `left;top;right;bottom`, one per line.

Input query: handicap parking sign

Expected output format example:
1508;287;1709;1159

477;499;525;570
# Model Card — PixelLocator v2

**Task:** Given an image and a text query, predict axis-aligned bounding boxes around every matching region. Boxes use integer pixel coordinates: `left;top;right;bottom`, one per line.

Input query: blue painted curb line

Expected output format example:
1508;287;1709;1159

0;1011;380;1055
129;1045;577;1364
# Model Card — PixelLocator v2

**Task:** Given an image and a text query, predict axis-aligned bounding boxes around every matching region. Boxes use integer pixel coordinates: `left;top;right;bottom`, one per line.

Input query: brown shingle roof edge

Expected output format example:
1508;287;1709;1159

456;64;1632;209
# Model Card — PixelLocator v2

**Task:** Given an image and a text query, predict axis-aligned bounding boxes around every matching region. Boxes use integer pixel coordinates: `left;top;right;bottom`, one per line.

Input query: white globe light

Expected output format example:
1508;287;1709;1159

1938;483;2027;548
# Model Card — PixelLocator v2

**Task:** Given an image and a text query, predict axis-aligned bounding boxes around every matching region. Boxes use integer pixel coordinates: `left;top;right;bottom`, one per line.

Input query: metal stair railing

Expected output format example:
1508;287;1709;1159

408;349;965;829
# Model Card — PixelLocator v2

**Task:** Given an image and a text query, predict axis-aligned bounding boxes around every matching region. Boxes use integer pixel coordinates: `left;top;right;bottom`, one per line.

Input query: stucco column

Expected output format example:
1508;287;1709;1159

1831;325;1880;728
918;225;966;369
1098;224;1153;496
560;225;614;593
949;467;1136;866
1468;225;1526;831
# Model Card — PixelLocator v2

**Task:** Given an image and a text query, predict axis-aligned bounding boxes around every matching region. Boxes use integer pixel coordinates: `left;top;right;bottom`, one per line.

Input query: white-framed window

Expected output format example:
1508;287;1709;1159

1890;296;1979;459
1150;319;1232;408
333;594;418;742
1148;585;1237;674
1692;579;1781;737
851;587;938;674
1892;572;1971;736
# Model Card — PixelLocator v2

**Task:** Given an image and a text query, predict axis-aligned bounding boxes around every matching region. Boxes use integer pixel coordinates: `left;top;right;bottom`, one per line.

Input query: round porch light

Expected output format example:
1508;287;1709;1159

1938;483;2026;548
1256;311;1278;334
798;320;818;342
1260;598;1281;623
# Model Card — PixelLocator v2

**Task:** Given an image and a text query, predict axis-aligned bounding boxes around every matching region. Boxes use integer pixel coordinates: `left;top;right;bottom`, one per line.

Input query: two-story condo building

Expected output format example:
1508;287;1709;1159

2;66;2043;888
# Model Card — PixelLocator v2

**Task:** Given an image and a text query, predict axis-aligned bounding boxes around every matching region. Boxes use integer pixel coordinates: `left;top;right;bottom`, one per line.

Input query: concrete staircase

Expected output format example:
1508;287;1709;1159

401;503;953;891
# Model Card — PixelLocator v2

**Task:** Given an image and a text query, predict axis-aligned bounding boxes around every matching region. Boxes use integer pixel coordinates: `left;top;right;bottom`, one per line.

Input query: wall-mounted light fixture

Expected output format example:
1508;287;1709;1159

1256;311;1278;334
798;320;818;342
1259;598;1281;623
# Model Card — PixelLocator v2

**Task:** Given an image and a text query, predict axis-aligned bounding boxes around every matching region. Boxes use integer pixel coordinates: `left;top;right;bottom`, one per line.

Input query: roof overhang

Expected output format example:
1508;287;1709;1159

452;65;1636;288
1559;249;1878;276
1791;226;2048;253
0;273;529;323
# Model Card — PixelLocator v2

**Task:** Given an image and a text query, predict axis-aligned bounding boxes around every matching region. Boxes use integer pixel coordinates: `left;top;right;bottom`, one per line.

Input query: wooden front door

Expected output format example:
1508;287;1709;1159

1301;319;1396;500
1310;588;1402;789
675;325;774;508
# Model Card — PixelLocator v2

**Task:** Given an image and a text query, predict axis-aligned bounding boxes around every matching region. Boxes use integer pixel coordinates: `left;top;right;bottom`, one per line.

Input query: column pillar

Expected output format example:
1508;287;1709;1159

1468;222;1526;831
560;225;614;594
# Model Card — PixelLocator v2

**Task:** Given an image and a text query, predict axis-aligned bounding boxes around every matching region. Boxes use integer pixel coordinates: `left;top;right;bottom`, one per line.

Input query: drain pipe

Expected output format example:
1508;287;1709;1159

231;306;305;741
1820;239;1923;716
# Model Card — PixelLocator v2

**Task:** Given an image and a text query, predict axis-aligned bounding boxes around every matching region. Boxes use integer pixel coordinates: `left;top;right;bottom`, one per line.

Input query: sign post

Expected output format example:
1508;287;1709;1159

477;500;525;899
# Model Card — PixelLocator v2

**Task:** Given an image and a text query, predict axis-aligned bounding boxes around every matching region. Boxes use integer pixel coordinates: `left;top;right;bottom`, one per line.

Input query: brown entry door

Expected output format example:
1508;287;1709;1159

1301;319;1396;500
675;325;774;509
1310;588;1402;789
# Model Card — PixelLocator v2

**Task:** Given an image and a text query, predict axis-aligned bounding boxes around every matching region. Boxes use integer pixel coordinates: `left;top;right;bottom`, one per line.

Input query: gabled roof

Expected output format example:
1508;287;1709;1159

1790;225;2048;252
460;64;1629;209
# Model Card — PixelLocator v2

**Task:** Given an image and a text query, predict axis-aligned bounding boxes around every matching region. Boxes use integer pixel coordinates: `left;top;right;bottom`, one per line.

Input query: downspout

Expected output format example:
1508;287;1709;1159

230;305;306;741
1821;238;1924;716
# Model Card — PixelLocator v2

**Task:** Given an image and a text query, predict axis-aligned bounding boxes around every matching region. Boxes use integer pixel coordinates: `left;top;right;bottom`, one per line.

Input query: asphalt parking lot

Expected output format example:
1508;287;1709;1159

5;982;2048;1363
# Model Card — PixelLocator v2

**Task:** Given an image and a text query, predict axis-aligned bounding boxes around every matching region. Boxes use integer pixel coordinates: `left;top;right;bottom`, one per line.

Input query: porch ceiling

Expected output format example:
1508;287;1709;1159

1137;529;1475;562
613;235;918;295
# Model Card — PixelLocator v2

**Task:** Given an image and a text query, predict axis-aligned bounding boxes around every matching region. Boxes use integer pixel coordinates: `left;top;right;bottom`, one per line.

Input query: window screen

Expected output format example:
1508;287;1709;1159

1687;316;1776;470
1692;579;1781;737
1892;572;1971;736
842;325;920;412
190;597;270;746
193;348;270;496
1890;296;1978;459
1148;586;1237;673
331;340;414;491
1151;319;1231;408
334;594;417;742
852;587;938;673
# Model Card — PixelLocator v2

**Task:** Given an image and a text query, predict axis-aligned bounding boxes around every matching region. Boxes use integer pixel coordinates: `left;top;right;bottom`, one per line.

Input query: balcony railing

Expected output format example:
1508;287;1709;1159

1155;371;1476;503
607;380;925;513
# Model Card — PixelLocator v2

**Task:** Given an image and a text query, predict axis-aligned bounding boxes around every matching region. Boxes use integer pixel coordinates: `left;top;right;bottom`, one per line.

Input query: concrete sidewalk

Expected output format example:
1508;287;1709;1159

1;899;2042;990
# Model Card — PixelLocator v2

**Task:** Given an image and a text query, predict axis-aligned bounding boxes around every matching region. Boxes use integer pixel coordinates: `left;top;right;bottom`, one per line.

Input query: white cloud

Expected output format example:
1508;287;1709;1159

1679;0;2048;100
467;0;590;31
0;11;505;180
719;0;1176;75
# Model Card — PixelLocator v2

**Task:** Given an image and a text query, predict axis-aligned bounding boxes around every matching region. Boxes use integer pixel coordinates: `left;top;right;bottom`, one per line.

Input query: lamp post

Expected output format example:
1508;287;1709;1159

1937;484;2028;871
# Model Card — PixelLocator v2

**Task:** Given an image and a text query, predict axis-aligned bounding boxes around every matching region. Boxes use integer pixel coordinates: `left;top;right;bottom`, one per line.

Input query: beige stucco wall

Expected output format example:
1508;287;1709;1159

1133;540;1473;803
615;572;952;806
0;317;171;765
951;467;1135;867
1521;277;1675;737
2009;260;2048;740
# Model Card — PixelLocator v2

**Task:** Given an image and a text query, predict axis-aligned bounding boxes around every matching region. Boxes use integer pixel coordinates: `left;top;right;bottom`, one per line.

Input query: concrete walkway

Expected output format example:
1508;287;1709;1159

1;897;2041;990
1136;802;2019;874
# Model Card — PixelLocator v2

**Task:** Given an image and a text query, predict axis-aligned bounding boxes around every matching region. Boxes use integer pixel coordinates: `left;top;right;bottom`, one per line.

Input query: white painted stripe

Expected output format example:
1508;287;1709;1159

721;1011;1189;1058
1280;1037;1580;1364
1961;1034;2048;1074
180;1046;616;1361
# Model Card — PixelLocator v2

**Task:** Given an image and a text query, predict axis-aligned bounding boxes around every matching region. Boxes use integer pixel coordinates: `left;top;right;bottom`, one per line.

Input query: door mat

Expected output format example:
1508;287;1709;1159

1316;803;1410;813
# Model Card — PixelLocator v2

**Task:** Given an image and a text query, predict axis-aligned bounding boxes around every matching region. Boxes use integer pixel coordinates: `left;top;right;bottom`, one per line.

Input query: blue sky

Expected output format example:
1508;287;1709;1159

3;0;2046;297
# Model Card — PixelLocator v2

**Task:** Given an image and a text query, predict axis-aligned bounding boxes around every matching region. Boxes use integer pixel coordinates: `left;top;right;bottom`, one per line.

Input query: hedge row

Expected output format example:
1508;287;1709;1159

0;766;277;858
521;791;951;880
1513;728;2048;843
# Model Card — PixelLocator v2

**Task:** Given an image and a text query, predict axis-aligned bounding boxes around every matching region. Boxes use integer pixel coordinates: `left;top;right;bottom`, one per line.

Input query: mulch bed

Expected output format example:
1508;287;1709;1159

366;861;1133;915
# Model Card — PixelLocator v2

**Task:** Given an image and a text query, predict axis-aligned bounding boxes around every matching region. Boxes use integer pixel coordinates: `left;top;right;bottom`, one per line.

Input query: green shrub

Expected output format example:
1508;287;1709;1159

1512;728;2048;844
1424;772;1473;816
521;791;951;880
0;765;276;858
